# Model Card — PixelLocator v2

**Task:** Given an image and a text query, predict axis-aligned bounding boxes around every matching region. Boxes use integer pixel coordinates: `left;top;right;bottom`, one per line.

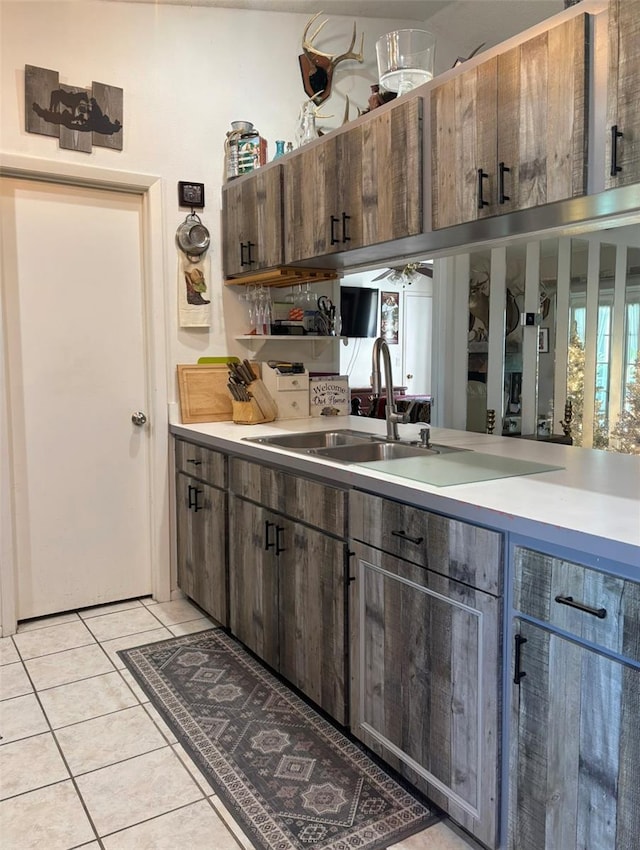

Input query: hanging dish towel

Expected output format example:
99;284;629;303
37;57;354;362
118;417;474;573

178;253;211;327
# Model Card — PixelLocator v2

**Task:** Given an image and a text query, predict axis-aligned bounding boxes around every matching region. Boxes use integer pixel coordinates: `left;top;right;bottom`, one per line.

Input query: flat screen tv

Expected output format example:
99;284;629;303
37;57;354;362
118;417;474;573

339;286;379;338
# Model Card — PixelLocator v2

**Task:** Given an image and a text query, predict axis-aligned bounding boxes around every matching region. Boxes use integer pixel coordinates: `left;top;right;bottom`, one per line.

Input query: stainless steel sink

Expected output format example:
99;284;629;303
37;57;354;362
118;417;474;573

245;429;381;450
314;441;467;464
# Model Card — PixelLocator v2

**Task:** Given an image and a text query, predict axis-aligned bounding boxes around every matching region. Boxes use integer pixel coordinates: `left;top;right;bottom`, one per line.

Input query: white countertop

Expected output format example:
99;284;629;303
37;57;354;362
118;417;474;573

170;416;640;573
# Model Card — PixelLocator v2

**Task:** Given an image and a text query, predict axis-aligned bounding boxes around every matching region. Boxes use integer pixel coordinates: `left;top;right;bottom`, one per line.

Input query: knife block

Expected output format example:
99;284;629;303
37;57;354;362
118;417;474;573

232;379;277;425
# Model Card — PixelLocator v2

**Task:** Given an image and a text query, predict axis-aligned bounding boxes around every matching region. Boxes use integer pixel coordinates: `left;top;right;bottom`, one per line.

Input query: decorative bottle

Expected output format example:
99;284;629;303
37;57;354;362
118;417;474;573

297;101;319;147
273;140;285;160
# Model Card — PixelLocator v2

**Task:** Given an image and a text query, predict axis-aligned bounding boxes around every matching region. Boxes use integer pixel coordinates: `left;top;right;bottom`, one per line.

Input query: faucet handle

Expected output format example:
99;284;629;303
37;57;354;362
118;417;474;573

419;426;431;448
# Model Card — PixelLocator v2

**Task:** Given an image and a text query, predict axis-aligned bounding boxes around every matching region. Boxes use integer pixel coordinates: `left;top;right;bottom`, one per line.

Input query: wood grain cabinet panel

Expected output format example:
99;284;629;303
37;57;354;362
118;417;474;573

175;472;227;625
510;620;640;850
230;457;345;538
605;0;640;188
222;165;283;277
283;97;422;264
175;439;226;488
229;458;348;724
431;14;588;229
349;490;503;596
350;542;502;849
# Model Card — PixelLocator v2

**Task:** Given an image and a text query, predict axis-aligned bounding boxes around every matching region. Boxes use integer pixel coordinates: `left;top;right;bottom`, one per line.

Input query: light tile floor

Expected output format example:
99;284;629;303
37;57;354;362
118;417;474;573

0;597;478;850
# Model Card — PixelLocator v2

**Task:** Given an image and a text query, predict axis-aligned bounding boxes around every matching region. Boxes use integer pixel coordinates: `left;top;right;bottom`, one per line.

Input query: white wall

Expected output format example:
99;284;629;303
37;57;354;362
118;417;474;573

0;0;420;392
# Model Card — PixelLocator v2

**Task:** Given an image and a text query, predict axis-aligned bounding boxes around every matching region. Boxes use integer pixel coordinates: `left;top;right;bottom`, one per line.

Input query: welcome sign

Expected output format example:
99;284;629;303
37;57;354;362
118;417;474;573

309;376;349;416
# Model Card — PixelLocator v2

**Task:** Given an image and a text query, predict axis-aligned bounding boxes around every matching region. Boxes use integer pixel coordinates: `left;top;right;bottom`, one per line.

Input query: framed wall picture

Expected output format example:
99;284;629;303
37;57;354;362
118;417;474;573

380;291;399;345
538;327;549;353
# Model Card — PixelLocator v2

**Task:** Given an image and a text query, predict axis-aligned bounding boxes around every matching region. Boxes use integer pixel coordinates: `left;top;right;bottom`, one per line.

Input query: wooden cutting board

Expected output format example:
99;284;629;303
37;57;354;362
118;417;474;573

177;364;234;423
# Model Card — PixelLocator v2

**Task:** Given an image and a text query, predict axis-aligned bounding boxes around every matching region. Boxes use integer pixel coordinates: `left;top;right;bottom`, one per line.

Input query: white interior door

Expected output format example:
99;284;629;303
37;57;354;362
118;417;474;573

1;177;153;619
401;290;433;395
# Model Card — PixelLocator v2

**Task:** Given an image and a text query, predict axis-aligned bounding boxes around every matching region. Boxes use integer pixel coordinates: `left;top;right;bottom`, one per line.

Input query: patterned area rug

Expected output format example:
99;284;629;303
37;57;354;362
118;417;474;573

119;629;439;850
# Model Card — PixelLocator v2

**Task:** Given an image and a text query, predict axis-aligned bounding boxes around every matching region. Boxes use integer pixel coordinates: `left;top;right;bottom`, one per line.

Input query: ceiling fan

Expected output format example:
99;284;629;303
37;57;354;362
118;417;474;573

371;261;433;285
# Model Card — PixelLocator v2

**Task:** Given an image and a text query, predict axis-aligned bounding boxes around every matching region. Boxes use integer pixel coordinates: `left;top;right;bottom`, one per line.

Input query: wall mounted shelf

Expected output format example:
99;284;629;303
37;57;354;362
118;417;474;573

235;335;341;357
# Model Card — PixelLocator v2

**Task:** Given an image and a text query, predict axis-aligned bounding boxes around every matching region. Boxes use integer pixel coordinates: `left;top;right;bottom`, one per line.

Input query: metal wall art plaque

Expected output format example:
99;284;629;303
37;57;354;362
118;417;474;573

25;65;123;152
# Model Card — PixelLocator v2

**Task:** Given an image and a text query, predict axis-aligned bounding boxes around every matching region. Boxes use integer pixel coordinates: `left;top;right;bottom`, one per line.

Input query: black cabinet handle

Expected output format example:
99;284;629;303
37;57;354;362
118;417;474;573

554;595;607;619
240;241;248;267
265;520;276;551
514;634;527;685
499;162;511;204
193;488;203;512
330;215;340;245
275;525;285;555
342;212;351;243
188;484;196;509
610;125;623;177
186;458;202;466
391;529;424;545
477;168;489;209
247;240;255;265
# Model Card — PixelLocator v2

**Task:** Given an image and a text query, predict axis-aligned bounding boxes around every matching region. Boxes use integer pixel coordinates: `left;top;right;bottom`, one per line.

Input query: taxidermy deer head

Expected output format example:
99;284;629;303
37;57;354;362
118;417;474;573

299;12;364;105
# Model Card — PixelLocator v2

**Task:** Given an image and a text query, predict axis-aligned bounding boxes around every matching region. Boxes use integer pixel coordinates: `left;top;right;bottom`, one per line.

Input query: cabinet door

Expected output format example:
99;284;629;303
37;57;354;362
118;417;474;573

350;542;501;849
278;519;347;724
498;15;588;212
431;58;498;230
228;497;279;669
222;165;283;277
606;0;640;188
360;97;423;247
284;138;336;264
510;621;640;850
176;472;227;625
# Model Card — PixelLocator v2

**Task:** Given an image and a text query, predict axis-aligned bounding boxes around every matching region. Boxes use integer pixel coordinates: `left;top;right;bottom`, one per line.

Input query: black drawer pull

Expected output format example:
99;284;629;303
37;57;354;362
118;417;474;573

265;520;276;551
610;124;623;177
342;211;351;243
391;529;424;545
514;634;527;685
498;162;510;204
330;215;340;245
554;595;607;619
186;458;202;466
275;525;285;556
477;168;489;209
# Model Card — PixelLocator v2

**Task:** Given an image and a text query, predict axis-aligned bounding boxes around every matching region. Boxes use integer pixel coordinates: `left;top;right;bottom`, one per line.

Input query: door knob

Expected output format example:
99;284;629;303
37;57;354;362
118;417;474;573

406;374;413;380
131;411;147;427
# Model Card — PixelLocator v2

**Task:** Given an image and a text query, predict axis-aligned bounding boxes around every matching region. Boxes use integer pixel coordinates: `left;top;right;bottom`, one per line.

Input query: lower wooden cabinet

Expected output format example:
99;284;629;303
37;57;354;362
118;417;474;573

510;620;640;850
349;541;502;849
229;494;348;724
510;545;640;850
175;472;227;625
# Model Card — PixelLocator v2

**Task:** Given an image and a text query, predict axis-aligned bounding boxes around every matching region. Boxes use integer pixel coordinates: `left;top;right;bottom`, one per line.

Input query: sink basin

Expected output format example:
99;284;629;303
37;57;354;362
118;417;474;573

245;429;380;450
314;441;466;464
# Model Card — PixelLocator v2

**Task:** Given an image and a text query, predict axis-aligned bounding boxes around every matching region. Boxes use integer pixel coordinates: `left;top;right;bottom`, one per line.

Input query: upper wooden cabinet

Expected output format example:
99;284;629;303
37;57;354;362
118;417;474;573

283;97;423;264
431;14;588;229
222;164;283;277
605;0;640;188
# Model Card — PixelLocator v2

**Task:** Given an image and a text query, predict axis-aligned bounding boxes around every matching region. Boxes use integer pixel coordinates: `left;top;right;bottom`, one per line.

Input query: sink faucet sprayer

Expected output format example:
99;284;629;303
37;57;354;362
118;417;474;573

371;337;411;441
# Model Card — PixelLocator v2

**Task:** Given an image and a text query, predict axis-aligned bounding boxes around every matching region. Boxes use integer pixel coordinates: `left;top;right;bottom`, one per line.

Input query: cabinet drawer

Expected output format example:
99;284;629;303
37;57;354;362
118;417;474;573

275;392;309;419
270;373;309;392
349;490;503;596
175;439;226;488
229;457;345;537
514;546;640;663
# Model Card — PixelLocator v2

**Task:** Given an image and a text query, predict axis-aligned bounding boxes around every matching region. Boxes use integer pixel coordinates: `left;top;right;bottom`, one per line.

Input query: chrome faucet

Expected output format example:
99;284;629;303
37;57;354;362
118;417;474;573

371;337;410;441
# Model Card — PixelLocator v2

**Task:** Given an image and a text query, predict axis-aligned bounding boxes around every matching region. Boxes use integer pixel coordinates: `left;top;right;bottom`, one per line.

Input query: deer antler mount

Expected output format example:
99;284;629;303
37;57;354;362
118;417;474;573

299;12;364;105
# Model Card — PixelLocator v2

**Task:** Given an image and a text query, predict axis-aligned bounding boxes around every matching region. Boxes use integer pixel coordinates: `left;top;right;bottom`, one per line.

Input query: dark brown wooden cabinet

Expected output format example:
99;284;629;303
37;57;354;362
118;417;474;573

175;439;227;625
605;0;640;189
509;546;640;850
229;457;348;724
283;97;423;264
431;14;588;229
222;164;283;277
349;491;503;849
